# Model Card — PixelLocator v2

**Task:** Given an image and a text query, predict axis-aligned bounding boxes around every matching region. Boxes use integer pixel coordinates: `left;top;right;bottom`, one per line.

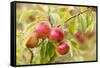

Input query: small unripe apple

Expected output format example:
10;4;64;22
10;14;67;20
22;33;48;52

57;41;70;55
49;28;64;42
26;32;38;48
35;21;51;38
75;31;85;43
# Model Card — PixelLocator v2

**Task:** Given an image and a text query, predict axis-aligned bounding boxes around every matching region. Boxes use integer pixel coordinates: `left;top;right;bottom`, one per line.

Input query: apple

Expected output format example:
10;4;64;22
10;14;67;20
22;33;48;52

26;32;38;48
87;31;94;39
49;28;64;42
75;31;85;43
57;41;70;55
35;21;51;38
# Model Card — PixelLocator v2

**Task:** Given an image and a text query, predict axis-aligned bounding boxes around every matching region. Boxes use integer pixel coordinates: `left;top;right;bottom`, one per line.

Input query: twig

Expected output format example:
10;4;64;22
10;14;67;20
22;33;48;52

64;9;89;23
28;39;44;64
28;48;34;64
48;15;53;27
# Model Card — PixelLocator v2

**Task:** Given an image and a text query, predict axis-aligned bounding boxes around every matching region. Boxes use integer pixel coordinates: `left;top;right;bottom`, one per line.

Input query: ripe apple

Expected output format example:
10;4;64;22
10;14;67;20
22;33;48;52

49;28;64;42
75;31;85;43
35;21;51;38
57;41;70;55
26;32;38;48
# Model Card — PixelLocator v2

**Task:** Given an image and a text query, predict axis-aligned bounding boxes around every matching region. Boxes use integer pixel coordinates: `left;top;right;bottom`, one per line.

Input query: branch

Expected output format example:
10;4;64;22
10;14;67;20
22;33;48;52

28;48;34;64
28;39;44;64
48;15;53;27
64;9;89;23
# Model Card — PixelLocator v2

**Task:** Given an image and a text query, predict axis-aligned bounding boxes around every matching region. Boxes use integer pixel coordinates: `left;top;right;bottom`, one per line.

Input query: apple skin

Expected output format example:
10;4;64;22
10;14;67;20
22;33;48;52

35;21;51;38
75;31;85;43
26;32;38;48
49;28;64;42
57;41;70;55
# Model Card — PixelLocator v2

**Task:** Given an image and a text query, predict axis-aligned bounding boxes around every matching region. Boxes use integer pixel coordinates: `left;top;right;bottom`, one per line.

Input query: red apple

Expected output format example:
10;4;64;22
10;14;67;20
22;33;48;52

87;31;94;39
75;31;85;43
35;21;51;38
49;28;64;42
57;41;70;55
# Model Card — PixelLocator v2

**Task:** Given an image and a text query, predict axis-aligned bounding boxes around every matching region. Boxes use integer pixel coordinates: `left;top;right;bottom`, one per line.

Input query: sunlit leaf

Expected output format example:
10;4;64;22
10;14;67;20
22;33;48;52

24;19;39;32
19;10;40;24
49;52;57;63
49;13;62;27
80;14;87;33
39;39;56;64
86;13;94;32
70;39;79;48
68;18;78;34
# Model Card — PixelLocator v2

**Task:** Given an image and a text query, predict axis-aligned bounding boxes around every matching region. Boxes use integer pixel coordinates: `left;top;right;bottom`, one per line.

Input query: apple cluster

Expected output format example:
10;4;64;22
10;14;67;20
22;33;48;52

74;31;94;44
25;21;70;55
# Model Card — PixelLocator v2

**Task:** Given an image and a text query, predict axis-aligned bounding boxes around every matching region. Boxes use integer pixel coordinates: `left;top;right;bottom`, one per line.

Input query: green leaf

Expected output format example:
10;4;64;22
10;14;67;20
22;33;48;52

59;11;71;23
24;19;39;32
80;14;87;33
24;23;35;32
86;21;93;33
86;13;94;32
40;40;48;64
47;40;56;58
68;18;78;34
69;39;80;57
19;10;40;24
70;39;78;48
39;39;56;64
49;52;57;63
49;13;62;27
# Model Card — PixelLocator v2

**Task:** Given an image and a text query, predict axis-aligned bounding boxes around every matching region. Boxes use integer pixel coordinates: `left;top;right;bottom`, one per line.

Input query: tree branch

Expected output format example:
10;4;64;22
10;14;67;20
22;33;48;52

28;48;34;64
64;9;89;23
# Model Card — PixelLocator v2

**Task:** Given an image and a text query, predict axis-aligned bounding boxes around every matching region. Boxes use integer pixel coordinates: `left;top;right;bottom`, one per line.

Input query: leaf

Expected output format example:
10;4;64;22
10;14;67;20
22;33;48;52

46;40;56;58
80;14;87;33
25;23;35;32
68;18;78;34
49;52;57;63
19;10;40;24
70;39;79;48
86;13;94;32
38;39;56;64
69;39;80;57
24;19;39;32
49;13;62;27
86;21;94;33
40;40;48;64
59;11;71;23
